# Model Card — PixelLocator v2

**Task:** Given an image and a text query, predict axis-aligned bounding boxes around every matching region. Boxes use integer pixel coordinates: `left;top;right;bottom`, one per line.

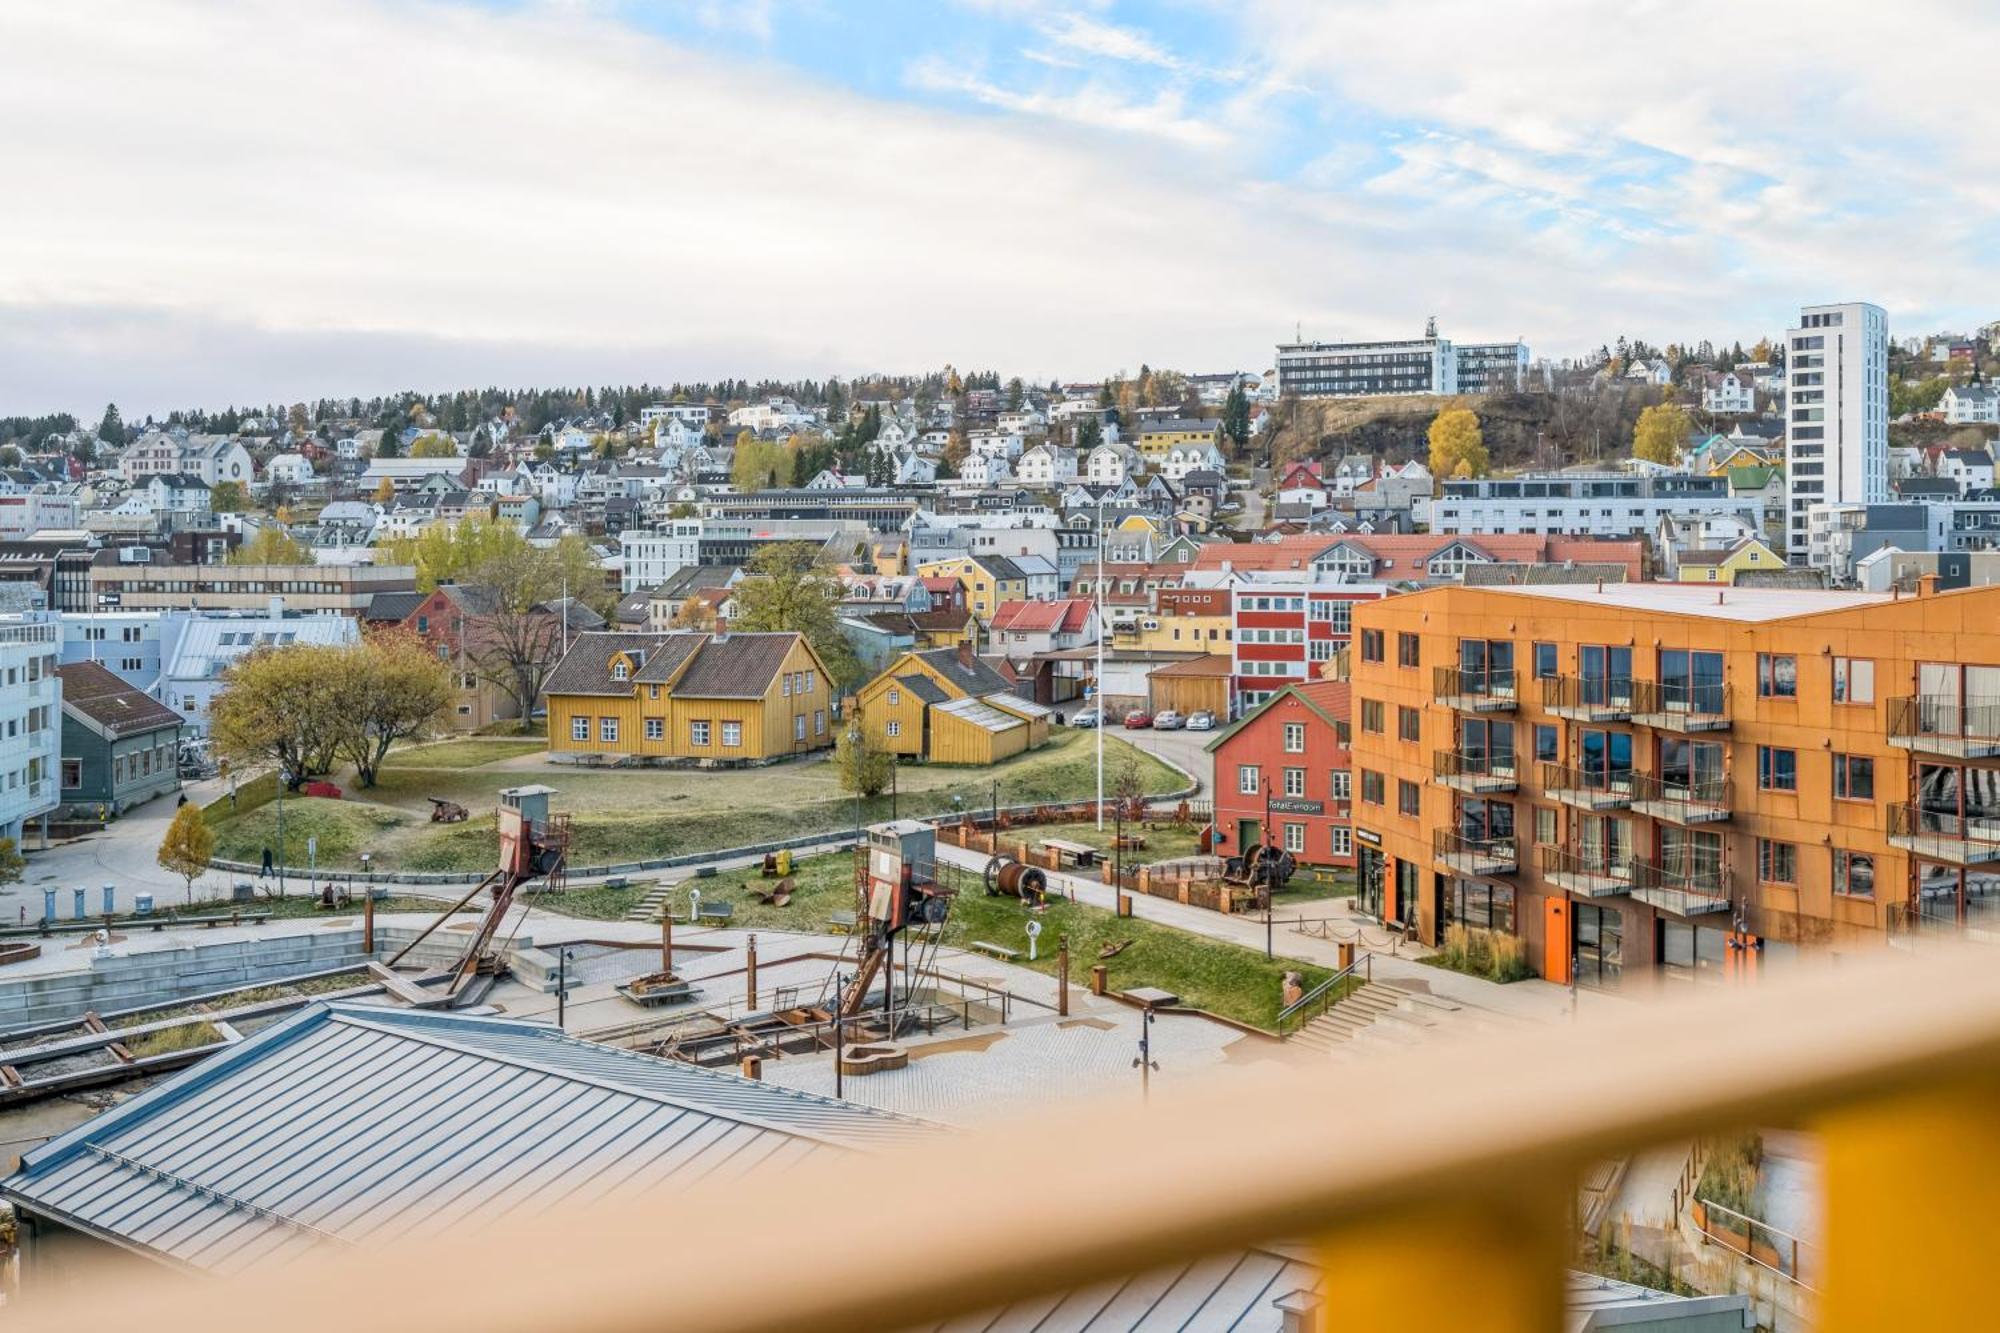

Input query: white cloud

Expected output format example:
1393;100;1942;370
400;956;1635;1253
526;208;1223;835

1033;13;1182;70
906;56;1225;147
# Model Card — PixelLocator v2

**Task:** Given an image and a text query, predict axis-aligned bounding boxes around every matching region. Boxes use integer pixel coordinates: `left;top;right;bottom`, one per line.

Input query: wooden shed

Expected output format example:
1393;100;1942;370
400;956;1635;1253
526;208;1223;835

1147;653;1233;719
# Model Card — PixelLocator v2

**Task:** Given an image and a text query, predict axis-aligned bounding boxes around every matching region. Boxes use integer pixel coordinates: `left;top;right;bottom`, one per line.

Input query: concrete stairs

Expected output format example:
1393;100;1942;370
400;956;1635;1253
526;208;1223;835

1287;980;1520;1061
625;881;678;923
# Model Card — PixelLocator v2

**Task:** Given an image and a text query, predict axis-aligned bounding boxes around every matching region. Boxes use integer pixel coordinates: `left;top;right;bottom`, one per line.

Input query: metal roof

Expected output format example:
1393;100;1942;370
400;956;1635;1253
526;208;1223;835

935;695;1024;733
1;1004;931;1275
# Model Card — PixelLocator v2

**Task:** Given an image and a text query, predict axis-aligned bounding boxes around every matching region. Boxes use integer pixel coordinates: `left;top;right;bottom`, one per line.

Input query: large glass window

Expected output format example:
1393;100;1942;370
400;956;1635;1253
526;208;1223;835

1836;851;1874;899
1658;648;1725;713
1757;653;1797;698
1658;921;1727;985
1447;879;1516;933
1833;754;1873;801
1575;903;1623;988
1357;846;1386;919
1533;642;1558;679
1579;645;1633;707
1758;746;1797;791
1833;657;1874;705
1579;728;1633;787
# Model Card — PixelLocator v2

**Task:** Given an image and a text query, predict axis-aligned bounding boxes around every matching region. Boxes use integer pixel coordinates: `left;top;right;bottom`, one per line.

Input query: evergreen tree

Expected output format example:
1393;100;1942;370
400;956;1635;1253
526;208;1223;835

96;402;126;446
1222;384;1251;451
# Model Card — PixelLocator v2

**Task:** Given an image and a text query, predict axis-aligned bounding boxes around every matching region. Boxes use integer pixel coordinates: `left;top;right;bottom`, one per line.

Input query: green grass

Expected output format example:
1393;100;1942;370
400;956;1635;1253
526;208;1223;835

389;738;548;768
204;730;1187;874
122;1021;224;1058
998;819;1208;866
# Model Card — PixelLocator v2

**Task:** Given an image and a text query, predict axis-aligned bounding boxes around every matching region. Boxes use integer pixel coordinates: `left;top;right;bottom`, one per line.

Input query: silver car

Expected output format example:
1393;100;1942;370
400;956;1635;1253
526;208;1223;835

1185;710;1217;731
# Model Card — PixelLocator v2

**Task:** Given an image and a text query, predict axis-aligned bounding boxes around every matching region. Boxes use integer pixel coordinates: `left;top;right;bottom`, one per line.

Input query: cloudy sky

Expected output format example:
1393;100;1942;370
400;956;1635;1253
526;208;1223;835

1;0;1991;417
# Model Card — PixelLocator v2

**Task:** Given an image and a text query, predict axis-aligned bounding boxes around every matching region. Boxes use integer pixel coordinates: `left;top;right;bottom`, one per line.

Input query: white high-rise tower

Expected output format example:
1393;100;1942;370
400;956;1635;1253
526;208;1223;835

1786;301;1888;559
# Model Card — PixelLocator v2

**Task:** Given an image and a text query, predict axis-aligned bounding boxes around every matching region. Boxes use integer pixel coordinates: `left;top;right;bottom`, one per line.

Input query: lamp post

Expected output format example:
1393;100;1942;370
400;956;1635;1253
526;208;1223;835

556;946;575;1030
275;769;289;899
1095;489;1106;829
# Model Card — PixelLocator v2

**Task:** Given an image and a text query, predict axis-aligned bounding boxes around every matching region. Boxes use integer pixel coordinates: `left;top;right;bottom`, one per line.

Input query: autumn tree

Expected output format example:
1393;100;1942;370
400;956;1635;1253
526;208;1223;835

211;643;348;786
0;836;23;896
731;436;794;492
729;541;860;687
409;434;459;459
209;480;247;513
373;477;396;504
378;512;526;592
835;718;894;798
331;634;454;787
157;804;215;902
228;526;315;565
1427;407;1489;479
1632;402;1691;466
450;531;606;727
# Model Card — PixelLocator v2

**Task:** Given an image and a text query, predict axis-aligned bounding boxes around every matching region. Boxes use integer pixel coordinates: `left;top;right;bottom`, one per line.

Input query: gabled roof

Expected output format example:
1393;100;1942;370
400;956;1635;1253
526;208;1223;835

363;590;428;624
989;598;1094;635
673;631;808;698
1205;679;1350;752
0;1004;927;1275
911;646;1012;697
54;661;181;738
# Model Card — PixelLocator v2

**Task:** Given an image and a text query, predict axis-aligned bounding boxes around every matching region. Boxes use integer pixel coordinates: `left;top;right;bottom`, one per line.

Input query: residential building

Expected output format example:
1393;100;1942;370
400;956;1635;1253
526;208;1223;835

1786;301;1889;558
544;630;833;764
1941;383;1999;426
1671;536;1786;584
1206;680;1354;869
915;555;1028;622
853;645;1051;763
618;521;703;594
1131;419;1221;467
87;557;414;615
1430;473;1764;540
158;613;361;732
1454;340;1531;395
0;613;59;844
987;598;1100;655
1347;578;2000;988
57;611;163;689
1702;371;1757;415
52;660;181;822
1276;332;1458;398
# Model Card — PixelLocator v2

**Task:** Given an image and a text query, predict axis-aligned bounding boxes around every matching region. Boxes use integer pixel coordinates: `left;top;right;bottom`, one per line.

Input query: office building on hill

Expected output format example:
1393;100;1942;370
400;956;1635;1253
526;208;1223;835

1787;301;1889;559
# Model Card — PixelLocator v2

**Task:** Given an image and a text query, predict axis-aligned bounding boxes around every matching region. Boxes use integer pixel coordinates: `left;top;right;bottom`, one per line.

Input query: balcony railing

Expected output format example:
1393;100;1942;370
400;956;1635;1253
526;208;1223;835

1431;748;1518;793
1886;802;2000;864
1627;770;1730;824
1539;673;1632;721
1628;855;1731;916
11;948;2000;1333
1628;678;1730;732
1432;663;1517;712
1432;827;1518;877
1887;695;2000;758
1539;761;1633;810
1537;842;1634;896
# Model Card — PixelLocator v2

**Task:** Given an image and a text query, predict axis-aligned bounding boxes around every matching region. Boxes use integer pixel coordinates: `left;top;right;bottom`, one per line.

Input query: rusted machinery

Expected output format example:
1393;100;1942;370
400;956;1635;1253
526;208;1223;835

1223;842;1296;893
428;797;469;824
835;820;956;1018
983;853;1048;905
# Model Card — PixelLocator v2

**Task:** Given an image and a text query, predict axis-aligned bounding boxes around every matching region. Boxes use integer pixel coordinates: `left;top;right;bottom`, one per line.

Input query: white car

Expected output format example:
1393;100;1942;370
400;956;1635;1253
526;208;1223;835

1185;711;1217;731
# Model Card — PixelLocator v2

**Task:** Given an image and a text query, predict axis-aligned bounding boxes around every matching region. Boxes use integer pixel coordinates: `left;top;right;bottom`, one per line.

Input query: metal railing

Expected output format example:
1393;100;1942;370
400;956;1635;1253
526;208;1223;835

1539;673;1633;718
1887;694;2000;754
1628;678;1729;729
1431;748;1518;789
1693;1194;1823;1293
21;947;2000;1332
1276;950;1372;1037
1628;856;1731;915
1539;761;1634;806
1432;663;1517;709
1627;770;1730;823
1537;842;1634;892
1886;802;2000;863
1432;827;1518;875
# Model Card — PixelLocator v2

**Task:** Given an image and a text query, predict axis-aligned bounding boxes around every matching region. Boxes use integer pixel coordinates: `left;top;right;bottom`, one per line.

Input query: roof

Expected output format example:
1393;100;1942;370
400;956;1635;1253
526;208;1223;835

912;646;1013;697
895;673;949;705
989;598;1094;635
1206;679;1350;752
363;590;428;623
544;630;806;699
1145;654;1233;679
935;694;1027;733
1563;1270;1750;1331
920;1244;1320;1333
54;661;181;737
673;632;804;697
1443;581;1896;623
0;1004;928;1275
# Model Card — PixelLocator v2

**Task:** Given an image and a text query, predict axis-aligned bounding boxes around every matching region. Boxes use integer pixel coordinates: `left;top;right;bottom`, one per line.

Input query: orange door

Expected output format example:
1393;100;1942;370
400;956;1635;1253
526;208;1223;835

1543;896;1572;984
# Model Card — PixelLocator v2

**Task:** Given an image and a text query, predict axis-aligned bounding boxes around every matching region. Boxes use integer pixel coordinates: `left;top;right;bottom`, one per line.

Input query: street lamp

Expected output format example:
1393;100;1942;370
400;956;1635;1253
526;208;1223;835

1095;489;1106;829
556;946;576;1030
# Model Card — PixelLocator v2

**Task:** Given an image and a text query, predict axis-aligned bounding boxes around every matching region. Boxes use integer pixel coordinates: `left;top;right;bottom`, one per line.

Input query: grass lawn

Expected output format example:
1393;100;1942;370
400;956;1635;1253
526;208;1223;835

999;819;1208;867
610;852;1327;1030
207;729;1187;875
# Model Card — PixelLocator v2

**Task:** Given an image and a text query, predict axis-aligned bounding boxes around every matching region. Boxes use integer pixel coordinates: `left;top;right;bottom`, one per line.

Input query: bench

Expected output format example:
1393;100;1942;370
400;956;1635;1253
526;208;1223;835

1040;838;1097;869
1113;833;1148;852
828;910;857;935
603;875;630;891
697;902;734;923
968;940;1022;962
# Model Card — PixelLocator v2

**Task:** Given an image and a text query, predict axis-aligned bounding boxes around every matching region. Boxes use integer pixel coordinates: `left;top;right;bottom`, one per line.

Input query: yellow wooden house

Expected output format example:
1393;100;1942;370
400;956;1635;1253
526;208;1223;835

545;630;835;764
914;555;1026;623
1673;536;1786;585
852;646;1052;764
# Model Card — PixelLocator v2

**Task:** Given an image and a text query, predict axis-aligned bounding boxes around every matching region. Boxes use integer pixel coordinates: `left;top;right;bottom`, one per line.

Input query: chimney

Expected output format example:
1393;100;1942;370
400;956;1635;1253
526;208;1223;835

1920;572;1941;598
1272;1291;1321;1333
958;641;975;670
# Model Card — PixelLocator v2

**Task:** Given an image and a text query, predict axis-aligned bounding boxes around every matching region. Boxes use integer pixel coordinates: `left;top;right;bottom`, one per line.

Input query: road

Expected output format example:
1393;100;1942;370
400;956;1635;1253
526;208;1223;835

1109;724;1213;796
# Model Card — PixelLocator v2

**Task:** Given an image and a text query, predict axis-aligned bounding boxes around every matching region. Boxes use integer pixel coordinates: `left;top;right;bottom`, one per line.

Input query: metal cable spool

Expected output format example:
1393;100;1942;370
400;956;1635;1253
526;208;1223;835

984;854;1047;903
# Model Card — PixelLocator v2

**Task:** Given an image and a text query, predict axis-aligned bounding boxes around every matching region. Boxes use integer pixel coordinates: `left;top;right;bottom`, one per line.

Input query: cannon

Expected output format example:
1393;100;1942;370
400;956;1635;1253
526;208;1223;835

428;797;470;824
983;853;1048;905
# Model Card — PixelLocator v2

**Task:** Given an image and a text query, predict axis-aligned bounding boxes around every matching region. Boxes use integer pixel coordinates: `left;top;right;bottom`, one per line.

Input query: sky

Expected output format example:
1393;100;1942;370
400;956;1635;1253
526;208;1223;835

1;0;1994;418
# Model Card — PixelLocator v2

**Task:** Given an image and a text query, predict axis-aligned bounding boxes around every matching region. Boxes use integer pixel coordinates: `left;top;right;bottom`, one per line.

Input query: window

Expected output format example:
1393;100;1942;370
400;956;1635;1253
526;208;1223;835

782;674;792;697
1283;722;1305;753
887;720;901;738
1360;629;1384;663
644;718;664;741
1833;657;1874;705
611;660;628;681
1329;769;1351;801
599;717;618;743
1238;765;1260;795
1447;879;1516;934
1757;653;1797;698
1361;770;1384;805
1397;779;1421;817
1284;767;1306;797
571;717;589;742
1397;632;1420;668
793;715;806;742
1757;745;1797;791
691;720;711;746
1833;753;1874;801
1283;823;1306;853
1329;825;1352;857
1534;805;1558;848
1836;850;1875;899
815;709;826;735
1758;838;1797;884
1534;724;1559;764
1360;699;1385;733
887;688;900;707
1533;642;1558;679
61;759;80;789
648;685;660;700
1397;706;1421;743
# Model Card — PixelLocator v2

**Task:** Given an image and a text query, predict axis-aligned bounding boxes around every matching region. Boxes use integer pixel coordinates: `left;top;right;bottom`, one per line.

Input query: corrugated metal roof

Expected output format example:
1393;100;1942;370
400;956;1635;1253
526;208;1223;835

2;1004;931;1274
935;695;1023;733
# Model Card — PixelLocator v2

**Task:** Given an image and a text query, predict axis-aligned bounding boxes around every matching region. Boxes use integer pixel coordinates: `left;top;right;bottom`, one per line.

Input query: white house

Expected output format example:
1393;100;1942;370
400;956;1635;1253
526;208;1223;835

728;397;812;432
1016;444;1078;488
1942;384;2000;426
960;454;1013;486
1703;372;1757;415
968;431;1026;461
1939;449;1997;495
145;474;212;515
1084;443;1133;485
894;454;937;486
1161;441;1226;481
263;454;315;486
996;408;1045;436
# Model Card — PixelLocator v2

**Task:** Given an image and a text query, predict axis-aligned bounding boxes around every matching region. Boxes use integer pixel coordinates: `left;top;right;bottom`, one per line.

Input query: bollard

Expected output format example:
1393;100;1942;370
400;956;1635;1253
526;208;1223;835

1089;963;1108;996
1117;892;1133;919
102;884;115;916
363;891;375;955
71;888;85;920
745;933;758;1005
1057;938;1070;1017
661;913;673;974
1338;940;1356;971
42;888;55;923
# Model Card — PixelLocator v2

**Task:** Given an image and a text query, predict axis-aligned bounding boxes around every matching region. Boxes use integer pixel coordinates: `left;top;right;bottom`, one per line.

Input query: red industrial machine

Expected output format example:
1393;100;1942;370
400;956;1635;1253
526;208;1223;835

836;820;954;1017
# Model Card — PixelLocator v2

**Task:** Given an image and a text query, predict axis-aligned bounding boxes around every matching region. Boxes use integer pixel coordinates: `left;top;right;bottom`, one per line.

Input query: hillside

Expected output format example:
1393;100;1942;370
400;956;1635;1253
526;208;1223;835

1267;385;1673;472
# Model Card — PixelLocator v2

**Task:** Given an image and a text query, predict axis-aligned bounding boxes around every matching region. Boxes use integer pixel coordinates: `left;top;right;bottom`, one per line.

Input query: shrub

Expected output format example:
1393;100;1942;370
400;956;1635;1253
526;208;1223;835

1696;1133;1764;1218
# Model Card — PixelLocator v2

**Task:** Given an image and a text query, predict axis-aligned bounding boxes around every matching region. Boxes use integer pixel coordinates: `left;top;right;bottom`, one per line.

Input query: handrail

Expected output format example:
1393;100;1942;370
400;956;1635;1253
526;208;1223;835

1627;769;1729;816
1432;662;1517;704
21;945;2000;1331
1887;693;2000;742
1539;760;1635;798
1692;1193;1822;1293
1431;748;1518;784
1276;950;1371;1033
1629;677;1729;722
1539;673;1634;714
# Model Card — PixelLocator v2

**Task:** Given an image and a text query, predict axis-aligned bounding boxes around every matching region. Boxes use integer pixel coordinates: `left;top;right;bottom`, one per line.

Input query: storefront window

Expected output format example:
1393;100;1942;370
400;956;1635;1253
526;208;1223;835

1574;903;1623;988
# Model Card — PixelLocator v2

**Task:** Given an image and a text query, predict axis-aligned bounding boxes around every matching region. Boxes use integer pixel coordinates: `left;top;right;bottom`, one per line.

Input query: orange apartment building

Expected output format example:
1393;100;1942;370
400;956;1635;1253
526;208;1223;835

1347;579;2000;989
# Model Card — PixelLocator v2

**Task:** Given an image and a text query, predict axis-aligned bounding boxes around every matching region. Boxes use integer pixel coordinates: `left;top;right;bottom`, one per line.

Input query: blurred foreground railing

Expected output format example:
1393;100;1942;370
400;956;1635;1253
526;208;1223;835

14;948;2000;1332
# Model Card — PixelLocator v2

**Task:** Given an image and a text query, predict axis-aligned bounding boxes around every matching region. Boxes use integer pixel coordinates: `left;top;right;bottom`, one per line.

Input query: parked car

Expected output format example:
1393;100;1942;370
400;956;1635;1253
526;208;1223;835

1122;710;1154;729
1152;710;1185;730
1185;710;1217;731
1068;707;1101;728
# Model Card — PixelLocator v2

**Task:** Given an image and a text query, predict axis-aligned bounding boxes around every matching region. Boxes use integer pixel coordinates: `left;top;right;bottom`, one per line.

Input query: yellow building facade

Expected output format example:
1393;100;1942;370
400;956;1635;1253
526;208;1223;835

853;646;1051;762
914;557;1025;622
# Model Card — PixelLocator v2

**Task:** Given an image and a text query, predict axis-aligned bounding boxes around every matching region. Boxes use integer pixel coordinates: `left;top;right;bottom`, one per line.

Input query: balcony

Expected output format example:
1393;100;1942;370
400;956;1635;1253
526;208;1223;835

1539;761;1633;811
1431;748;1518;794
1887;696;2000;758
1432;663;1516;712
1627;771;1730;824
1537;842;1633;896
1628;856;1732;916
1539;674;1632;722
1887;803;2000;865
1628;678;1729;733
1432;827;1518;877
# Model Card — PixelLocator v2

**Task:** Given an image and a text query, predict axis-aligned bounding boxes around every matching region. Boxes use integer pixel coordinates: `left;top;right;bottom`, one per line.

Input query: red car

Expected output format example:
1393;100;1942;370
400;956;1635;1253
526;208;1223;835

1122;711;1153;729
